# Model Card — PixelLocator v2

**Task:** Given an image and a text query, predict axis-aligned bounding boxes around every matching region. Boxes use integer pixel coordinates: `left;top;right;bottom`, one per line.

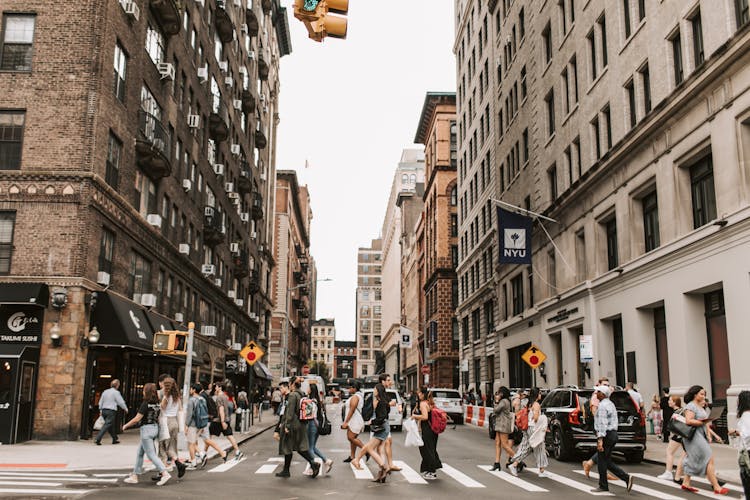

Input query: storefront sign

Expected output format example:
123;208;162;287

579;335;593;362
0;307;43;344
548;307;579;324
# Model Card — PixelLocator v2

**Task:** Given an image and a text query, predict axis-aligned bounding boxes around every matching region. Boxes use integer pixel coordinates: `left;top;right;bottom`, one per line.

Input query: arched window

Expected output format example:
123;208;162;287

410;174;416;184
450;186;458;206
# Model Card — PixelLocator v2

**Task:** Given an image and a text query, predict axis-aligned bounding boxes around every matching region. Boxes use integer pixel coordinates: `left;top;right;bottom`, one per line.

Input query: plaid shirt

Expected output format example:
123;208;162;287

594;398;618;437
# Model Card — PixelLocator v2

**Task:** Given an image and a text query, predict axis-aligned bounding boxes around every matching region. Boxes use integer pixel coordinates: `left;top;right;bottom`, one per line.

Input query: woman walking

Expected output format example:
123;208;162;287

491;386;515;471
305;384;334;475
680;385;729;494
341;380;366;463
648;394;663;436
158;377;187;478
412;386;442;480
351;375;390;483
508;387;549;478
275;377;321;478
729;390;750;498
657;395;687;481
122;383;171;486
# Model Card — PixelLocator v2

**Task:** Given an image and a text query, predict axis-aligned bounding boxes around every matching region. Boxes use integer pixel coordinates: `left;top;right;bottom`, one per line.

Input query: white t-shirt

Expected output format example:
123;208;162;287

628;390;643;408
163;396;180;417
737;412;750;451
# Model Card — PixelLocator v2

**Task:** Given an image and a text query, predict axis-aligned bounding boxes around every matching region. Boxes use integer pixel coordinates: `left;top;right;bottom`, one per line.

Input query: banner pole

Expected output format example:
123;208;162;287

491;198;558;223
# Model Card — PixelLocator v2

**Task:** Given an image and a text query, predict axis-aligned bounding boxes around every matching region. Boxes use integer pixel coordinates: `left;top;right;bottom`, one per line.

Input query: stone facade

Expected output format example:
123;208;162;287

310;318;335;377
355;239;381;377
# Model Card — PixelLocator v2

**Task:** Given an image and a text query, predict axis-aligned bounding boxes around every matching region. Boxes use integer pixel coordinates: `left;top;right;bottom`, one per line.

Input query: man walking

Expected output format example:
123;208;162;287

659;387;673;442
591;385;634;493
95;379;127;445
210;382;243;460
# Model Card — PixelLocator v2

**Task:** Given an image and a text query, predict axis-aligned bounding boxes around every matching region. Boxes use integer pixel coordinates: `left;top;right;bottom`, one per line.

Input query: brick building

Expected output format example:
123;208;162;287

0;0;290;442
333;340;356;380
414;92;459;389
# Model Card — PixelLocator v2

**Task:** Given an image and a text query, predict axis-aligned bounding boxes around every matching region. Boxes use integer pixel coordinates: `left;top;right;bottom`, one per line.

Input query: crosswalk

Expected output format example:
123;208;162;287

0;470;120;497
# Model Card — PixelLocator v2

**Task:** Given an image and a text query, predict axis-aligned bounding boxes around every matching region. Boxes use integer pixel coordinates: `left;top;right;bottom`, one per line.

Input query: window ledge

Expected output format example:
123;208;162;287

561;103;579;127
544;132;556;148
558;26;575;51
618;19;646;56
586;66;609;96
542;58;553;77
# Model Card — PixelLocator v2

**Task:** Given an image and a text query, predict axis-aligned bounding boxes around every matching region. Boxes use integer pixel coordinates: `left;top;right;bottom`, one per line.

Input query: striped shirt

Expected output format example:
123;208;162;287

594;398;618;437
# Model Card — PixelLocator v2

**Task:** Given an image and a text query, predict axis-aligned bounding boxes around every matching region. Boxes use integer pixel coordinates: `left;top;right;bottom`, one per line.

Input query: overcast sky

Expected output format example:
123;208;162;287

275;0;456;341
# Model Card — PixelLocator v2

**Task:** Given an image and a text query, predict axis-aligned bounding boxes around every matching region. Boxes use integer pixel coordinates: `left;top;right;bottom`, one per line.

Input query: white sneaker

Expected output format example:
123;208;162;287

509;464;518;477
156;472;171;486
538;471;549;478
325;459;334;473
424;472;437;480
303;466;313;476
657;471;673;480
123;474;138;484
165;465;174;472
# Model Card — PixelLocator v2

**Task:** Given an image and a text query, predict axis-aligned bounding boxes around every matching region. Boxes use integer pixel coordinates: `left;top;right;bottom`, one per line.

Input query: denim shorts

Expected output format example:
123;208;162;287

372;421;390;441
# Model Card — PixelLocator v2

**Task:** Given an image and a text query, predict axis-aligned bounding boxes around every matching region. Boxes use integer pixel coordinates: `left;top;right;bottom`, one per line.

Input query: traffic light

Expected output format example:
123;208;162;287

153;330;188;354
293;0;349;42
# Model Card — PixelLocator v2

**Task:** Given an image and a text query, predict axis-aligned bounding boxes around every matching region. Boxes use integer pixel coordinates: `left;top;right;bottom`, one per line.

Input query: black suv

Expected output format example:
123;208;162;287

541;387;646;463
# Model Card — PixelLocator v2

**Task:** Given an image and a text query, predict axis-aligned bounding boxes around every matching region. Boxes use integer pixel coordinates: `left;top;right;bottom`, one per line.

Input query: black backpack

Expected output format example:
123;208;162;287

361;392;374;421
201;391;219;421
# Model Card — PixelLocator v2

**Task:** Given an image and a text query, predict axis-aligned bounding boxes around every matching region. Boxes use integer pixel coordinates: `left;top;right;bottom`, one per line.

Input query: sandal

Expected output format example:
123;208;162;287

351;461;363;470
681;485;699;493
713;487;729;495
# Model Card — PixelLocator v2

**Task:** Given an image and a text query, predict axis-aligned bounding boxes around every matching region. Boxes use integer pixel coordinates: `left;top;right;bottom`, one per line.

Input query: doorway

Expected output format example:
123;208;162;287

16;361;36;443
508;342;532;389
705;290;730;439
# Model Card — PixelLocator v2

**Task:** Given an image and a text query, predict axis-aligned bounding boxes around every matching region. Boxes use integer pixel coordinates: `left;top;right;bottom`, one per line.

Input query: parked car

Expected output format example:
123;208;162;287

541;386;647;463
430;388;464;424
361;388;404;432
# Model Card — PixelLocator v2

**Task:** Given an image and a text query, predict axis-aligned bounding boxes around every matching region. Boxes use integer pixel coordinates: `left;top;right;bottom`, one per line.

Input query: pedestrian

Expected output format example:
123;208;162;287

235;390;249;432
657;395;687;481
185;383;210;469
304;383;333;475
660;387;673;443
589;384;634;493
468;389;476;406
648;394;663;436
210;382;244;460
351;374;391;483
477;388;484;407
156;377;187;478
122;383;171;486
728;390;750;498
508;388;549;478
626;382;644;410
582;377;616;480
95;379;128;445
200;383;229;462
410;390;418;414
341;379;366;463
271;386;282;415
491;386;515;470
679;385;729;494
412;386;442;480
274;377;321;478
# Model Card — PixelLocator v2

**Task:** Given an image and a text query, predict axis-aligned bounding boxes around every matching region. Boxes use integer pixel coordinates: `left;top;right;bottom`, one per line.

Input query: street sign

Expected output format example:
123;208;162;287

521;345;547;369
421;364;430;375
399;326;413;348
579;335;593;362
240;341;265;365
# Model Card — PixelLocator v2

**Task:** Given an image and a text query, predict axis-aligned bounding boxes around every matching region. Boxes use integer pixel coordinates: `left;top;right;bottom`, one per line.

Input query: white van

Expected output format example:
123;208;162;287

361;388;404;431
280;375;326;399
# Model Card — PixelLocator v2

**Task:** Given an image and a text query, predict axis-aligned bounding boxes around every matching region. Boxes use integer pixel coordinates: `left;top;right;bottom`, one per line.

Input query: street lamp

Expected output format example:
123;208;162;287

282;278;332;378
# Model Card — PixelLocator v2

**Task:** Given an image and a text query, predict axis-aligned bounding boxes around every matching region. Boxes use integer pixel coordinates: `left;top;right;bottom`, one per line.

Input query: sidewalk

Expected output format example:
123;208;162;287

643;434;742;484
0;409;277;472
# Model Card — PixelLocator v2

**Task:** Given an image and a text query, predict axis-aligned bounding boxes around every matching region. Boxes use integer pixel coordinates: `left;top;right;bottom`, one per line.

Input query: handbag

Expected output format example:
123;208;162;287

348;409;365;434
370;418;386;433
158;413;170;441
319;411;332;436
668;414;696;440
93;415;105;431
488;413;497;439
404;419;423;447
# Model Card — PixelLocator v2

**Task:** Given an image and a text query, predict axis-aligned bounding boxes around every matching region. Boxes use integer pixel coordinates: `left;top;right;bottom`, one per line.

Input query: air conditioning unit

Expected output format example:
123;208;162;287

214;278;222;287
230;144;241;156
224;182;234;192
228;290;236;299
179;244;190;255
195;0;205;7
233;99;243;110
140;294;157;308
247;50;255;61
218;60;228;73
235;299;244;307
123;1;140;20
225;76;234;88
220;225;227;234
213;163;225;176
250;230;257;239
201;264;216;275
249;312;258;321
187;114;200;128
259;93;267;104
240;23;248;34
238;66;247;76
260;172;267;181
240;212;250;222
204;206;215;217
230;242;240;254
232;196;241;205
197;65;208;82
96;271;111;286
259;244;266;253
232;342;243;351
203;325;217;337
182;179;192;191
146;214;162;228
157;62;175;80
174;312;184;323
262;104;269;114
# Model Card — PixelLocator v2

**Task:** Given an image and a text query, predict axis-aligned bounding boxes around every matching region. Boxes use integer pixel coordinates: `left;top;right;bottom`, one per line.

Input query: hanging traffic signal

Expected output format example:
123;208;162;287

153;330;189;354
293;0;348;42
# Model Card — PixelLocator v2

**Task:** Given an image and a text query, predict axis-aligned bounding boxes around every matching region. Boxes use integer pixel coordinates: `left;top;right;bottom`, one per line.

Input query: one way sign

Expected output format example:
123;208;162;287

399;326;413;348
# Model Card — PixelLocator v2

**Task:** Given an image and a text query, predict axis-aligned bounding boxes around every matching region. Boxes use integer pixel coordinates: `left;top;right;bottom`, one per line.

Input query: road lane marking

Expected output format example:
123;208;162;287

328;449;350;453
255;464;279;474
0;476;117;483
0;472;86;478
392;460;428;484
573;470;683;499
526;468;613;496
0;489;89;495
93;473;129;478
441;464;484;487
631;473;720;498
0;480;63;487
268;457;284;462
351;463;374;480
208;457;246;473
478;465;548;492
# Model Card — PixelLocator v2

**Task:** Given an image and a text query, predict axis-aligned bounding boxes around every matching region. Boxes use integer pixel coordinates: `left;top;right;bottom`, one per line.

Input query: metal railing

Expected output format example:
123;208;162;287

138;110;171;158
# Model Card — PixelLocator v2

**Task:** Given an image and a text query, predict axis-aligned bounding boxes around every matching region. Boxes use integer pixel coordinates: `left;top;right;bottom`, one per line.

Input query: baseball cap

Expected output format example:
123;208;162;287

594;385;611;397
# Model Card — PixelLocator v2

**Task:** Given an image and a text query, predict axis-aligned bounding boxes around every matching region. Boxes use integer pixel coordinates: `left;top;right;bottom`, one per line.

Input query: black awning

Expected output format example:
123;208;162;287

145;309;179;334
93;292;155;352
0;283;49;307
253;361;274;380
0;343;31;357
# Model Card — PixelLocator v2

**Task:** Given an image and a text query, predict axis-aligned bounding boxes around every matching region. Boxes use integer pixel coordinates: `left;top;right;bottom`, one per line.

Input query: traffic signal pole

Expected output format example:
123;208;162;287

181;322;196;405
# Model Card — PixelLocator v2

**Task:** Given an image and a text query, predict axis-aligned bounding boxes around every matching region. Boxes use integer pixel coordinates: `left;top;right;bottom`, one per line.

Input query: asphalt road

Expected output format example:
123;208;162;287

3;404;745;499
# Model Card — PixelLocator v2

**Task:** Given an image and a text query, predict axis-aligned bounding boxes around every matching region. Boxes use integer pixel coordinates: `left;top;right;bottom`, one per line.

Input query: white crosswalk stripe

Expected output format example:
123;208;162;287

0;470;116;497
689;475;745;493
255;463;279;474
0;488;90;496
477;465;549;492
392;460;428;484
526;468;613;496
208;456;247;473
573;470;684;499
441;464;485;488
350;463;374;480
631;472;722;498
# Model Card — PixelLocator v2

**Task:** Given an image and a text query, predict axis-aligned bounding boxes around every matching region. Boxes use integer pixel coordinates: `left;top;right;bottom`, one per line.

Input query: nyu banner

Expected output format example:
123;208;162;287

497;206;533;264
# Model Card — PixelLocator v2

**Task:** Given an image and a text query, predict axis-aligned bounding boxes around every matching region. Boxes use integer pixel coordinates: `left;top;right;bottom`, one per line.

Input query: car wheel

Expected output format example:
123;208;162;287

552;427;570;461
625;451;644;464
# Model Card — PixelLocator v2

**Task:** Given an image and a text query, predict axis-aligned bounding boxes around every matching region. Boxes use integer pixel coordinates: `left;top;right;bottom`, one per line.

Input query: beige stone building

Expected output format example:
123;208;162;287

310;318;335;377
355;239;381;377
455;0;750;431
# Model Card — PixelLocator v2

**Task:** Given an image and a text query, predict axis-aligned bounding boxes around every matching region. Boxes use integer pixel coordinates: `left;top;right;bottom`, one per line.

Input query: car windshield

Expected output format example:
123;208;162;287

432;390;461;399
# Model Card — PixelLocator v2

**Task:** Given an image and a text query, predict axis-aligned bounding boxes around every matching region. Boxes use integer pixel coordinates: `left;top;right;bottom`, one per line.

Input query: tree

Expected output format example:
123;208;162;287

307;360;331;384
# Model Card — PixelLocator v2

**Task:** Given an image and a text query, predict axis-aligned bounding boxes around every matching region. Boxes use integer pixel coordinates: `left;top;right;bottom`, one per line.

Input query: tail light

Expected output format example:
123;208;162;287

568;394;581;425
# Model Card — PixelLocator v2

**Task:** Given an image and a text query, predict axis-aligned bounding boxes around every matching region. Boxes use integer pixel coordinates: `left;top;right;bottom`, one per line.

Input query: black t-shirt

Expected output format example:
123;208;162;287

138;400;161;425
374;383;389;421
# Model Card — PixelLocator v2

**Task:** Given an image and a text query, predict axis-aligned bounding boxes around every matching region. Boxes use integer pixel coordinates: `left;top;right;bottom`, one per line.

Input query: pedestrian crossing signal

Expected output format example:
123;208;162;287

153;330;188;354
240;341;265;365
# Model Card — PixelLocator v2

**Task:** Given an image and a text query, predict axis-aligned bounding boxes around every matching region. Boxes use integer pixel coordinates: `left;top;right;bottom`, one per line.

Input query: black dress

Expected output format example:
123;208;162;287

415;405;442;473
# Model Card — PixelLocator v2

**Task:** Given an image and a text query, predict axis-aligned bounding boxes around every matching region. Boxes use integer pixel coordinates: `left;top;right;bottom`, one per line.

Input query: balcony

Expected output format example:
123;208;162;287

208;103;230;142
293;271;306;284
215;1;234;43
258;54;269;81
251;193;264;220
298;307;310;319
135;110;172;180
254;129;267;149
237;168;253;196
150;0;181;36
203;209;225;246
241;89;256;113
245;8;259;37
233;250;250;279
249;271;260;294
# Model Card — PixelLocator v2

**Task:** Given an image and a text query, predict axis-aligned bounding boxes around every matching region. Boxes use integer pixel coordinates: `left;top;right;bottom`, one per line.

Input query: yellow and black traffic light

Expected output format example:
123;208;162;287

153;330;189;354
293;0;349;42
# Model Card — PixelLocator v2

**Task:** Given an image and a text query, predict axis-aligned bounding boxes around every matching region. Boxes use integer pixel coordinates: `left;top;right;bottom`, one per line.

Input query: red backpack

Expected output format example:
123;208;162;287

515;407;529;431
429;407;448;434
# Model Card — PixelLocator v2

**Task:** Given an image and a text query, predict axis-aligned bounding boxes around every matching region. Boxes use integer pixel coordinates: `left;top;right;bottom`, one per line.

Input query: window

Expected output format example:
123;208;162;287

0;212;15;274
134;169;157;217
145;24;165;65
472;308;481;340
543;22;553;63
640;63;651;113
0;111;25;170
520;65;527;99
671;30;684;85
592;115;601;160
522;128;529;163
548;164;558;200
462;316;469;344
626;79;636;128
545;89;555;136
97;228;116;276
623;0;632;38
1;14;35;71
599;15;608;67
736;0;750;28
562;68;570;115
605;217;619;270
638;0;646;20
484;300;494;334
452;318;460;350
548;250;557;294
106;132;122;188
603;104;612;150
691;10;704;66
587;29;597;80
519;8;525;38
575;230;587;282
642;190;660;252
560;0;568;35
451;214;458;237
690;155;717;228
113;42;127;102
129;252;152;302
511;274;524;315
570;55;579;103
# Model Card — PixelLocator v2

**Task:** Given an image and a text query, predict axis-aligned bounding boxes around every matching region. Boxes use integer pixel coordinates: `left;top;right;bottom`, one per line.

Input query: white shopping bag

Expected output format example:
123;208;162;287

403;418;423;448
93;415;105;431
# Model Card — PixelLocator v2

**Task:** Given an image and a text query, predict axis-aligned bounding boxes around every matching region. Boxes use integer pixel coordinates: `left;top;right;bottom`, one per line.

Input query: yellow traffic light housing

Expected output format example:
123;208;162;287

153;330;189;354
293;0;348;42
